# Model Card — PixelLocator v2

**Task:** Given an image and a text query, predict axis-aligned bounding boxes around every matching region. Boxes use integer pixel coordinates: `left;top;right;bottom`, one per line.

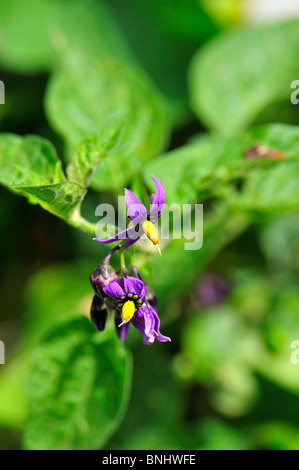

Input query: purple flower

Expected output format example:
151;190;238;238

103;275;171;345
93;175;165;253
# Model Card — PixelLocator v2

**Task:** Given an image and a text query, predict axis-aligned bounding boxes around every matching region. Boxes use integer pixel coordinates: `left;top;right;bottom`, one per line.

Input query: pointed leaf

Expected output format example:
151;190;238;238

24;316;132;450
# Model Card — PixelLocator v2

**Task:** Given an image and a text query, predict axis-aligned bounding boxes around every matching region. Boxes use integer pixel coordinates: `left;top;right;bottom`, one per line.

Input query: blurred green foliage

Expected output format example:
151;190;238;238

1;0;299;451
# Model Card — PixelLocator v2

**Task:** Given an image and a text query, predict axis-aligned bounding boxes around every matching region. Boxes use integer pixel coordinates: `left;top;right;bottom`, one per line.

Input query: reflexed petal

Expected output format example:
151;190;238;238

150;175;166;220
131;315;154;344
103;281;125;301
143;307;155;338
115;311;130;340
124;188;148;222
150;305;171;343
132;303;170;345
93;225;136;244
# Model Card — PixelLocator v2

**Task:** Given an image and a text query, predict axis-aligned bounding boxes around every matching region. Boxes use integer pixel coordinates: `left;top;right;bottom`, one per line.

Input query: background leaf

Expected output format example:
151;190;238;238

0;134;87;221
23;316;132;450
46;52;171;190
105;0;218;109
189;20;299;135
144;123;299;212
0;0;132;73
0;134;65;186
66;114;126;189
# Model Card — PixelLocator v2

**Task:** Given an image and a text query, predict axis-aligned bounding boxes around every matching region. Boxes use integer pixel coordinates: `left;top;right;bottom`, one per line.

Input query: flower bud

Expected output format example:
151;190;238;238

89;248;119;297
90;294;108;332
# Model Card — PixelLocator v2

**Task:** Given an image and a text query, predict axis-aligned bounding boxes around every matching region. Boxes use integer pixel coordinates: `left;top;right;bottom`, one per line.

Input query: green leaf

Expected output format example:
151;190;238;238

46;52;170;190
149;209;249;311
254;422;299;451
0;134;87;221
67;114;126;188
24;316;132;450
17;182;86;219
233;125;299;214
240;161;299;214
106;0;218;107
0;0;55;72
0;0;132;73
145;133;244;205
0;134;65;186
0;259;97;430
189;20;299;135
0;357;29;428
144;124;299;213
197;418;248;450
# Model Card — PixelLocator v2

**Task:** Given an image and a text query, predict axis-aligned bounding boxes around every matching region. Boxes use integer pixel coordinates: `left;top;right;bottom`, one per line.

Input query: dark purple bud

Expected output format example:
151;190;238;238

90;246;119;297
90;294;108;332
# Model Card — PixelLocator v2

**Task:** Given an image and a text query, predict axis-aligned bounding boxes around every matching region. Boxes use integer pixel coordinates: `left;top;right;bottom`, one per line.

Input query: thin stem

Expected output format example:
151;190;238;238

119;245;127;274
68;210;97;234
129;245;136;267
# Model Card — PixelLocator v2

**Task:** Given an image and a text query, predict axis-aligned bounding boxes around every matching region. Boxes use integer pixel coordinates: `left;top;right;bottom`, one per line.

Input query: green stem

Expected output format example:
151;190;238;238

119;245;127;273
68;209;97;234
129;245;136;267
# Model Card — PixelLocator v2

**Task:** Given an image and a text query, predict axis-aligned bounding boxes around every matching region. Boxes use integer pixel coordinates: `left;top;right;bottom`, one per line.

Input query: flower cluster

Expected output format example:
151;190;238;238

89;176;170;345
89;250;170;344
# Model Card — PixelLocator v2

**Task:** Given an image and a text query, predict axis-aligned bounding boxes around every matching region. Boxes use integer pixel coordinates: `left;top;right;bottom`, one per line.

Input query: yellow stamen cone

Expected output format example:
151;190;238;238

141;220;159;246
119;300;135;327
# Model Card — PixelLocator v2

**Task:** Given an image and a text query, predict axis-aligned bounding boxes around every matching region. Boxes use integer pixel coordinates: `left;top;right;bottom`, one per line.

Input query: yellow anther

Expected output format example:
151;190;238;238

119;300;135;326
142;220;159;245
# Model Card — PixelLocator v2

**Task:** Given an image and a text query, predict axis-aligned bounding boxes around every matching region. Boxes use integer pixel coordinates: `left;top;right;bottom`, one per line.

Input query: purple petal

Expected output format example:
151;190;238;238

143;307;155;337
130;269;151;305
150;175;165;221
123;224;143;248
131;316;154;345
115;311;130;340
103;281;125;301
118;276;146;303
150;305;171;342
133;279;146;303
124;236;139;249
93;225;136;244
124;188;148;222
132;303;170;345
118;277;136;296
